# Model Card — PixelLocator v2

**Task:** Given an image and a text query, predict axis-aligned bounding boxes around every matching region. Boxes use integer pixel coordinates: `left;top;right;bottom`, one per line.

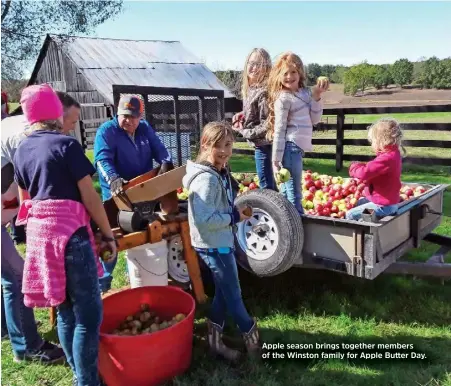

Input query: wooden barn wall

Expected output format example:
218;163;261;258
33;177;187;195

34;41;64;86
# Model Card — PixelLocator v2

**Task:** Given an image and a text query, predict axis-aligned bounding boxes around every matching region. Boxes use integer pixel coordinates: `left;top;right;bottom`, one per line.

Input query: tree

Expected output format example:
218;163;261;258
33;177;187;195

1;0;123;80
215;70;242;98
330;65;347;84
372;64;393;89
415;56;440;89
391;58;413;87
343;62;375;96
305;63;322;85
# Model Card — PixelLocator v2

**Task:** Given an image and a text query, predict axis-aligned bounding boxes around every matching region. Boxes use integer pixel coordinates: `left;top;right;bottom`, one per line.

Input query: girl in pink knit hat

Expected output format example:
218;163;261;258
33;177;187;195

14;84;115;386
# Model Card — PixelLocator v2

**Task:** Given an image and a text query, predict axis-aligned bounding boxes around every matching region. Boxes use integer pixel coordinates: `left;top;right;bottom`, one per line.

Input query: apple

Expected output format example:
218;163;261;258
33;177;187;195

177;187;183;194
242;187;249;193
314;180;323;189
242;177;252;186
311;172;320;180
342;188;350;197
338;203;347;212
306;170;312;174
322;208;331;216
399;194;408;202
305;201;314;210
350;197;358;206
332;184;341;191
338;211;346;218
304;191;314;201
315;204;324;213
323;178;331;186
349;185;357;194
324;201;333;209
304;173;312;181
415;186;426;194
331;205;339;213
357;183;366;192
331;177;340;184
322;186;330;193
276;168;291;183
404;188;414;197
346;203;354;210
306;180;315;189
309;186;317;194
334;192;342;200
314;190;324;199
249;182;258;190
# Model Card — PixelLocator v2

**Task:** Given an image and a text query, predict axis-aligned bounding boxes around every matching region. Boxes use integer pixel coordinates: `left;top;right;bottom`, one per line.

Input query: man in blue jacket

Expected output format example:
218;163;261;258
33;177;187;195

94;95;173;292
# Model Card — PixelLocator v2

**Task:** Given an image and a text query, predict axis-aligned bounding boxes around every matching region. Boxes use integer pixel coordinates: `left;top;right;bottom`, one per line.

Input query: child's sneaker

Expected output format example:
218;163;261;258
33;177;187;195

13;341;65;364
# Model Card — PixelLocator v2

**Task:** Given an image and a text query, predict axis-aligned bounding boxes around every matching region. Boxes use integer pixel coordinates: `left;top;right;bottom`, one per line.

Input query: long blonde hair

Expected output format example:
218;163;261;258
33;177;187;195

241;48;272;100
266;52;307;141
367;118;406;155
26;119;63;135
196;121;235;163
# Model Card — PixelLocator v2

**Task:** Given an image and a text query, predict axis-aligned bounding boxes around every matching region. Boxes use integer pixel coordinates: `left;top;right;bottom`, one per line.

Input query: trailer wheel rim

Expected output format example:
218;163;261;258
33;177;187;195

167;235;190;283
236;208;279;261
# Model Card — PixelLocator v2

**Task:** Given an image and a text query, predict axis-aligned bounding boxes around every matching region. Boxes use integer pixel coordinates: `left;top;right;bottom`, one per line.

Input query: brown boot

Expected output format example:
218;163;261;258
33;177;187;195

207;320;241;362
243;319;262;358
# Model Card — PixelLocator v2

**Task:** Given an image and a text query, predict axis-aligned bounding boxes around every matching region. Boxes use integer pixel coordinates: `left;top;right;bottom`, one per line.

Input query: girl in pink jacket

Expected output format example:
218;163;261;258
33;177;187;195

346;118;404;221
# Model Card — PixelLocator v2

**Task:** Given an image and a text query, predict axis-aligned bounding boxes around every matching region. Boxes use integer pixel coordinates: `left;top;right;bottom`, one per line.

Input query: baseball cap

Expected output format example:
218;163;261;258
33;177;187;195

117;95;143;118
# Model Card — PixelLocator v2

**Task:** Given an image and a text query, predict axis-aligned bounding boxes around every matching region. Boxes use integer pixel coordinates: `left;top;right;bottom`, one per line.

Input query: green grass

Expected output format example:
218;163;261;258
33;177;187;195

323;112;451;124
2;147;451;386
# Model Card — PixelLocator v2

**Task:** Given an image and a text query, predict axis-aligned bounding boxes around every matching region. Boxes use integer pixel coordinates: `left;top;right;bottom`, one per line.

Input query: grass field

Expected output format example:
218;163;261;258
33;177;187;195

1;122;451;386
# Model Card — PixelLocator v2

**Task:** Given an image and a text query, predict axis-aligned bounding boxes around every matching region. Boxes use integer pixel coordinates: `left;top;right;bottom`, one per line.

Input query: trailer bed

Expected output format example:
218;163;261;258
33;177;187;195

294;183;449;279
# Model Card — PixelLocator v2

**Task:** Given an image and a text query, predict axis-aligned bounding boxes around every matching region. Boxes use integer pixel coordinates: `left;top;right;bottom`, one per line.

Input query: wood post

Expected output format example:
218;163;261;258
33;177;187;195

179;220;207;304
336;112;345;172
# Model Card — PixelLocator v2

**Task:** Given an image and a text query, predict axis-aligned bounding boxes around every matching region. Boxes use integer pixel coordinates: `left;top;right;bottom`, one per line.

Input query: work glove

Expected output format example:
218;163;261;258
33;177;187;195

158;162;174;176
110;177;128;197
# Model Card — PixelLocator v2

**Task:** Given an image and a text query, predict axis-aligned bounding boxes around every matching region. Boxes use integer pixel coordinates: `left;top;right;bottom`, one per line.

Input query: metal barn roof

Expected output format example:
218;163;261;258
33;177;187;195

33;35;234;101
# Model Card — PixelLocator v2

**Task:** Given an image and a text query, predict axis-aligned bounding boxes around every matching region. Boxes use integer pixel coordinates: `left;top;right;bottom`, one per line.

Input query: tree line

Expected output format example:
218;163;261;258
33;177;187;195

215;57;451;98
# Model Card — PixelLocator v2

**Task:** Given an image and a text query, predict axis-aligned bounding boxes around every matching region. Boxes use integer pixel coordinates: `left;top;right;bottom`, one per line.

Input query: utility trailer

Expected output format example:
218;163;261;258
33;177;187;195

234;183;450;280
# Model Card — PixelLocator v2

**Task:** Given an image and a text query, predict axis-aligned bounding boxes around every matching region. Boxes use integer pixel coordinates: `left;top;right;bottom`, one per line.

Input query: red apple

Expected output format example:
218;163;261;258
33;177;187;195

405;189;414;197
334;192;342;200
249;182;257;190
306;180;315;189
306;170;312;174
331;205;339;213
304;191;314;201
333;184;342;191
324;201;333;209
309;186;316;194
346;203;354;210
322;186;330;193
304;173;312;181
177;187;183;194
322;208;331;216
342;188;351;197
314;180;323;189
415;186;426;194
315;204;324;213
338;211;346;218
349;185;357;194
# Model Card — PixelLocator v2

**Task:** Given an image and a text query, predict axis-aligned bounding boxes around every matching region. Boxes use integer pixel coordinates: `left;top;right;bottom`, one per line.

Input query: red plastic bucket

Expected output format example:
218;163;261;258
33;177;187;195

98;286;196;386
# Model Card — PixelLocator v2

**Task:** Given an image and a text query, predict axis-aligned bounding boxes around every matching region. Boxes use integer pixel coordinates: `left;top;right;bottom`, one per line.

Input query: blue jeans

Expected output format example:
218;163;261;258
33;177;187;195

279;141;304;214
346;198;398;221
196;248;254;334
57;227;103;386
98;258;117;293
255;144;276;190
1;226;43;357
10;215;26;244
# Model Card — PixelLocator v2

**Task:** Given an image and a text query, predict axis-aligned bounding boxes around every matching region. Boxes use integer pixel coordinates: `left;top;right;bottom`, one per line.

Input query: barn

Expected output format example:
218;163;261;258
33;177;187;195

27;34;237;160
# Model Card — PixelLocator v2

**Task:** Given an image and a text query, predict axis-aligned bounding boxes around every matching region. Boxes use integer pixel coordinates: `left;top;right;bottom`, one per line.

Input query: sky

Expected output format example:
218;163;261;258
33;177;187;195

94;1;450;71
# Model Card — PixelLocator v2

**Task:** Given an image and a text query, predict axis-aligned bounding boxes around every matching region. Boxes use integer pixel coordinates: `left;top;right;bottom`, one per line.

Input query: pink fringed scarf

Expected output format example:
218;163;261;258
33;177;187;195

16;199;104;308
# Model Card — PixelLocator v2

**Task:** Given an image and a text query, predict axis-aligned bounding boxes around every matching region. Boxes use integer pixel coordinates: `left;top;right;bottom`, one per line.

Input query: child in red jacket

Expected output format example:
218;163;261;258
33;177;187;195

346;118;404;221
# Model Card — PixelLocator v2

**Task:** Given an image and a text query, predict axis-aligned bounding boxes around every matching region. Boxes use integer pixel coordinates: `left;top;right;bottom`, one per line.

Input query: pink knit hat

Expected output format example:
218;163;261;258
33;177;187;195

20;84;63;125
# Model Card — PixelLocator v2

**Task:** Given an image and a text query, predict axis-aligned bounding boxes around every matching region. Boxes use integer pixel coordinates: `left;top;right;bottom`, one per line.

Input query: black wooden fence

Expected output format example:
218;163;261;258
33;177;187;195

227;102;451;171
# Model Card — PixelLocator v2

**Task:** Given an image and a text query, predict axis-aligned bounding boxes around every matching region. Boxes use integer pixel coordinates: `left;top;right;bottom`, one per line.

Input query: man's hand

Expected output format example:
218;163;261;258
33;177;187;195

110;177;127;197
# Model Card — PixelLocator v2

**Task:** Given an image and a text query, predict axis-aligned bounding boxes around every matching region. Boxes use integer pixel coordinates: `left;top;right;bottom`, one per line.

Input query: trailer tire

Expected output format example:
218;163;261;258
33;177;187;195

234;189;304;277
